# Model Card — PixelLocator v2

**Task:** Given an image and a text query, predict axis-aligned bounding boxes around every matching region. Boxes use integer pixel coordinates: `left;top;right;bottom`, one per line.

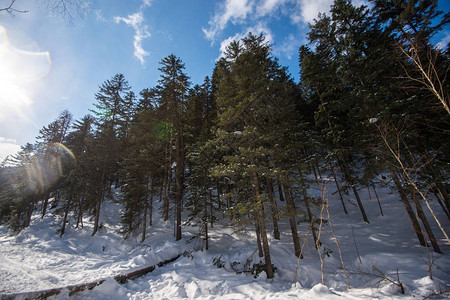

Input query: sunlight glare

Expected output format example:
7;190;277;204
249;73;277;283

0;25;52;124
23;142;76;195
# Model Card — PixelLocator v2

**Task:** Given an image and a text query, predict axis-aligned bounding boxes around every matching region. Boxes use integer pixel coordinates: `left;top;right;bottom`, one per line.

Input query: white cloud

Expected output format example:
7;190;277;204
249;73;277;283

218;23;273;58
352;0;370;9
437;32;450;50
0;137;18;144
247;22;274;43
275;33;297;59
142;0;152;8
205;0;368;61
219;33;245;58
203;0;254;42
294;0;333;24
203;0;304;43
94;9;106;22
114;1;151;65
0;138;21;163
291;0;369;24
256;0;289;16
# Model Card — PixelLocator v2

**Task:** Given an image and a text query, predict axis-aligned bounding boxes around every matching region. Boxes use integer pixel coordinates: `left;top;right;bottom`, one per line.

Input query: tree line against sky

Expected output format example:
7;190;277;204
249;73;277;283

0;0;449;280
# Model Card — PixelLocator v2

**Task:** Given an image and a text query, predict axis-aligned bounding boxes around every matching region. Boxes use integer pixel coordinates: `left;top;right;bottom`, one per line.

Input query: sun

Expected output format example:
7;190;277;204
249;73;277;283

0;25;51;125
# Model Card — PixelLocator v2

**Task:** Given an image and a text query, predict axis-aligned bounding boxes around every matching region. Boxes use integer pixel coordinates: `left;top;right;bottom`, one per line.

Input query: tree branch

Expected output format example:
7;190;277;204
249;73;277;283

0;0;28;15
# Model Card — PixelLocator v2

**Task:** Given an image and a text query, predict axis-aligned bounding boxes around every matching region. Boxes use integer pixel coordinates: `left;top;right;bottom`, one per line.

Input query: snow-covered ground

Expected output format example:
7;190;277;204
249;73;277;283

0;180;449;299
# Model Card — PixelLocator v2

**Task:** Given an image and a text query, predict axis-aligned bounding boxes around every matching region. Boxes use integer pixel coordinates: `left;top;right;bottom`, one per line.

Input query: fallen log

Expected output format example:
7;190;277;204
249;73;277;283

0;254;181;300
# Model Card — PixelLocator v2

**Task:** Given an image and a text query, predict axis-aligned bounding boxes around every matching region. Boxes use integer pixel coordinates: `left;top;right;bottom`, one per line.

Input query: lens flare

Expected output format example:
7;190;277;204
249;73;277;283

20;143;76;195
0;25;51;124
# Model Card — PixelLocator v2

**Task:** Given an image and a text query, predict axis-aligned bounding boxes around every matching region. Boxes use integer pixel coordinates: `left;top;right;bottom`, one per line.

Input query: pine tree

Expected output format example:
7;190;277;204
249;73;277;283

120;92;165;242
300;0;386;224
90;73;136;236
185;76;218;249
300;0;450;248
36;110;74;218
155;54;190;241
210;33;301;278
58;114;95;234
0;144;39;231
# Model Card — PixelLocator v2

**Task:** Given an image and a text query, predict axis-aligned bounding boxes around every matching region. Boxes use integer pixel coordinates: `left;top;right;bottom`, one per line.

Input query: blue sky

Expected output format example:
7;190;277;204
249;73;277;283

0;0;449;161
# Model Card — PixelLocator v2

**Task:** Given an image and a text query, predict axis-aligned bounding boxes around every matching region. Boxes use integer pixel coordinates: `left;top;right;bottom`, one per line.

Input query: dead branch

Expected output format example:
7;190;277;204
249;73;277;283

292;221;312;284
373;122;450;244
348;265;405;294
324;184;350;289
369;265;405;294
0;0;28;15
398;39;450;115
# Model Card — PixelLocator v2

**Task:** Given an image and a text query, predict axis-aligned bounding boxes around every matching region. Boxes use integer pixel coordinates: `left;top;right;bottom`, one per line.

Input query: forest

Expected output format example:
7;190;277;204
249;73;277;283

0;0;449;282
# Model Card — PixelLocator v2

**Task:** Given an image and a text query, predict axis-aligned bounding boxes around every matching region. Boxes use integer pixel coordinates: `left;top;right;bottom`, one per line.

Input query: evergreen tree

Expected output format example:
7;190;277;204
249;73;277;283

300;0;449;248
155;54;190;241
120;91;165;242
185;76;218;249
210;33;301;278
58;114;95;235
90;73;136;236
36;110;74;218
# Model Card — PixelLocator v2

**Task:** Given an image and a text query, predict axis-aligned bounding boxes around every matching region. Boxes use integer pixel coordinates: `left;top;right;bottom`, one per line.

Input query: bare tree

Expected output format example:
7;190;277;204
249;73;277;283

399;39;450;115
1;0;89;22
36;0;89;22
370;118;450;246
0;0;28;15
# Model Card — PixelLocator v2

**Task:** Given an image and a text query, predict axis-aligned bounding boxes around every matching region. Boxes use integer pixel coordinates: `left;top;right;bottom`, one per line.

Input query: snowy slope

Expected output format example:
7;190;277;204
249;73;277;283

0;180;449;299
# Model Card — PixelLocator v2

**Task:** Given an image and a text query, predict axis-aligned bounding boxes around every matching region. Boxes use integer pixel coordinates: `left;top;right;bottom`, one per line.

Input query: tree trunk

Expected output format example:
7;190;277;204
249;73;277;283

164;165;172;222
149;176;154;226
436;186;450;214
433;191;450;220
364;158;384;216
390;168;428;247
328;162;348;214
309;162;320;185
411;190;442;254
254;210;264;257
216;178;222;212
159;175;164;203
208;187;214;227
252;172;273;279
424;152;450;213
141;176;149;243
60;197;71;238
298;167;319;247
92;162;107;237
340;159;369;223
266;177;280;240
175;134;183;241
204;195;209;250
41;192;50;219
371;184;384;216
226;181;233;220
92;191;102;236
76;194;84;229
283;181;301;257
24;195;37;228
163;140;172;222
315;160;323;181
277;177;285;201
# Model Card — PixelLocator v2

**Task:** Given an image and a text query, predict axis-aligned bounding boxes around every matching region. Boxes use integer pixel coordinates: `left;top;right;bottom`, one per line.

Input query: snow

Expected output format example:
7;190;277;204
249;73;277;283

0;179;449;299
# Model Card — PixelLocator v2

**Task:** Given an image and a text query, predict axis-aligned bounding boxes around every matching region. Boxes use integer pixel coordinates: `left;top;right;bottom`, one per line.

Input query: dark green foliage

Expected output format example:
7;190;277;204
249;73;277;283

212;255;225;268
0;0;448;270
250;261;278;279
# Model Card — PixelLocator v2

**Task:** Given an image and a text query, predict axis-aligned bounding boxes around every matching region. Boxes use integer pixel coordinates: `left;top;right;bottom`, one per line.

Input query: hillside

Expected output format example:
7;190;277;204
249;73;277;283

0;179;449;299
